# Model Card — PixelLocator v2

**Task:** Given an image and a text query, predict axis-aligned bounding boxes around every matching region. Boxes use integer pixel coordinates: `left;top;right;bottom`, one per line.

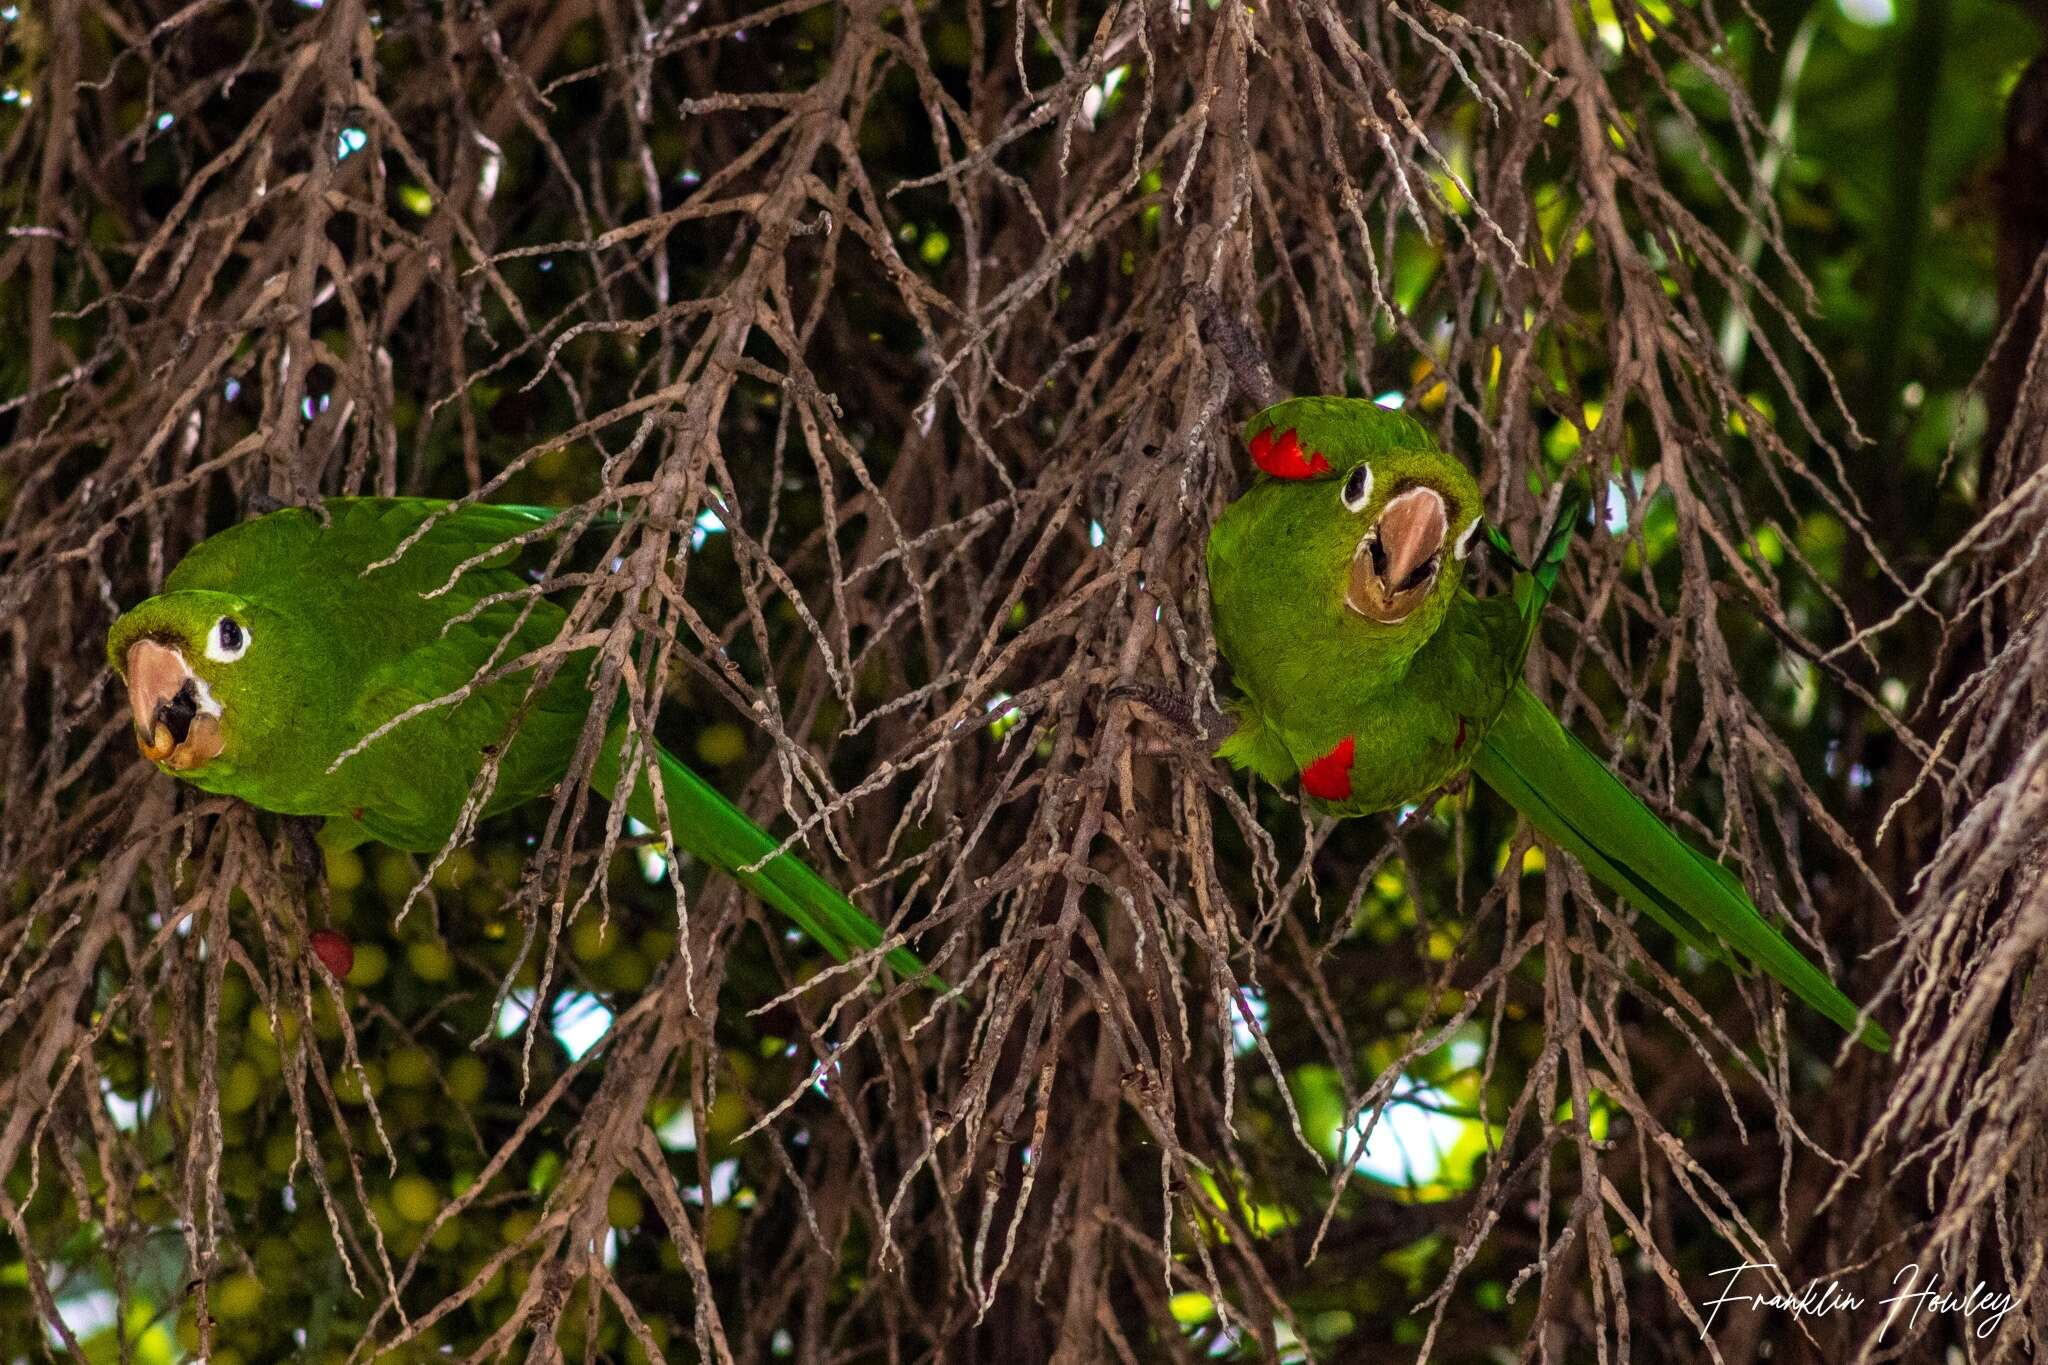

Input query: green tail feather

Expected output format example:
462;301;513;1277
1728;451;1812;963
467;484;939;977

1472;685;1889;1053
593;726;930;981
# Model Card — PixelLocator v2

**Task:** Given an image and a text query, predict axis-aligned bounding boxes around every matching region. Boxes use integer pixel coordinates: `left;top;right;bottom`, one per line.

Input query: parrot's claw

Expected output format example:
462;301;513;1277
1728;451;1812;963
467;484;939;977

1108;683;1228;741
1186;286;1283;409
284;815;326;899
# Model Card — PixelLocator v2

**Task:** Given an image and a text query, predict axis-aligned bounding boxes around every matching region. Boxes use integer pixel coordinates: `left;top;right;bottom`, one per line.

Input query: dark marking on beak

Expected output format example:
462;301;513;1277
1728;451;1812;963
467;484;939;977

157;680;199;746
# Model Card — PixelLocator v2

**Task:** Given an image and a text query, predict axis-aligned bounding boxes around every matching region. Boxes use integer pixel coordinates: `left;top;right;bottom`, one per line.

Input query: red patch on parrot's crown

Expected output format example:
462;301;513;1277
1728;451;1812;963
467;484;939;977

1250;427;1331;480
1301;735;1355;801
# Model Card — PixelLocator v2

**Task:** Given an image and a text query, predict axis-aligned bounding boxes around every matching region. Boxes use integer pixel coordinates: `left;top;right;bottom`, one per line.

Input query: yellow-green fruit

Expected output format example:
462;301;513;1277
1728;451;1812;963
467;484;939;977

432;848;479;890
445;1054;488;1104
333;1060;383;1106
219;1060;262;1115
695;723;747;767
602;947;652;992
704;1205;742;1255
406;941;454;982
391;1174;441;1224
705;1091;749;1142
218;969;249;1022
430;1216;463;1252
264;1010;299;1055
375;851;417;900
570;914;620;962
228;1017;263;1058
249;1042;284;1080
346;942;389;988
264;1131;300;1176
606;1183;644;1228
325;847;365;891
386;1045;435;1089
212;1271;264;1319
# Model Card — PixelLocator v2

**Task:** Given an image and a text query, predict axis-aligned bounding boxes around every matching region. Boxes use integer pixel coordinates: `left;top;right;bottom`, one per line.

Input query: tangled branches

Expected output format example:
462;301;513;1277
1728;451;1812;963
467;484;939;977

0;0;2037;1361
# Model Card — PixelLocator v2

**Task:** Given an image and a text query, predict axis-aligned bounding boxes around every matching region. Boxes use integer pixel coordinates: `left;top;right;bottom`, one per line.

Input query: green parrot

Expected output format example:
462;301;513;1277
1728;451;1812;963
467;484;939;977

1206;397;1889;1052
105;497;923;977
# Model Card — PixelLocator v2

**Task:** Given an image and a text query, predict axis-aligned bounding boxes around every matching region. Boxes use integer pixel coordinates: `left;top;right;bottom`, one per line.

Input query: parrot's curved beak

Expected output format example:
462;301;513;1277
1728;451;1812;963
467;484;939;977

1348;485;1447;625
124;639;224;770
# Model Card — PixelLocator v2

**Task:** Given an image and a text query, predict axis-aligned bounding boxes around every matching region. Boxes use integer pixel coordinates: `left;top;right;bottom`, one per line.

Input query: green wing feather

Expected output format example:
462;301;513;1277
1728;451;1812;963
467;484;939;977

1215;696;1300;784
326;499;925;981
591;725;930;981
382;499;928;980
1472;685;1890;1052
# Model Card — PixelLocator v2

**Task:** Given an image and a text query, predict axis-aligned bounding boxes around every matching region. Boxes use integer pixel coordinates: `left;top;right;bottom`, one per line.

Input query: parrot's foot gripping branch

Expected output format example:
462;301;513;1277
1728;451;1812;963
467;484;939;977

1107;683;1229;742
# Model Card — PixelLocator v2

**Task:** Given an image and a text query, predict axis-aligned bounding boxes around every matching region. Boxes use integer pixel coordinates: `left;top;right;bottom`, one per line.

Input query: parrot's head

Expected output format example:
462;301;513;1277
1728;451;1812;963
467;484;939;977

1233;397;1483;635
106;589;289;776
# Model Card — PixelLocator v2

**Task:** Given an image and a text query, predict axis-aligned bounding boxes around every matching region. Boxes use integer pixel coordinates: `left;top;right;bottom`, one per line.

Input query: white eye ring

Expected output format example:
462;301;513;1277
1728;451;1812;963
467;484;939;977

205;616;250;663
1340;464;1374;513
1454;516;1481;561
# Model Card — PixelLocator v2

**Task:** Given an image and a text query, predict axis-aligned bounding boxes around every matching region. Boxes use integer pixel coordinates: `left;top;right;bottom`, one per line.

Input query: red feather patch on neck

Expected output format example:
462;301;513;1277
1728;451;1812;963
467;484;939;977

1301;735;1355;801
1250;427;1331;480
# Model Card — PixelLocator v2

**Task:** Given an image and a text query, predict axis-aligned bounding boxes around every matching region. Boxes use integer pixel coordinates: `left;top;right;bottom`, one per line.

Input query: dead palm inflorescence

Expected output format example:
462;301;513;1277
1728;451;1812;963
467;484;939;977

0;1;2034;1361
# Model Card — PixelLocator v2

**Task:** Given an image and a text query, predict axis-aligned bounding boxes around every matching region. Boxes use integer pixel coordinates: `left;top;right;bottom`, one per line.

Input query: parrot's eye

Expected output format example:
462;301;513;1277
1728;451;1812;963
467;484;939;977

1341;464;1374;513
206;616;249;663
